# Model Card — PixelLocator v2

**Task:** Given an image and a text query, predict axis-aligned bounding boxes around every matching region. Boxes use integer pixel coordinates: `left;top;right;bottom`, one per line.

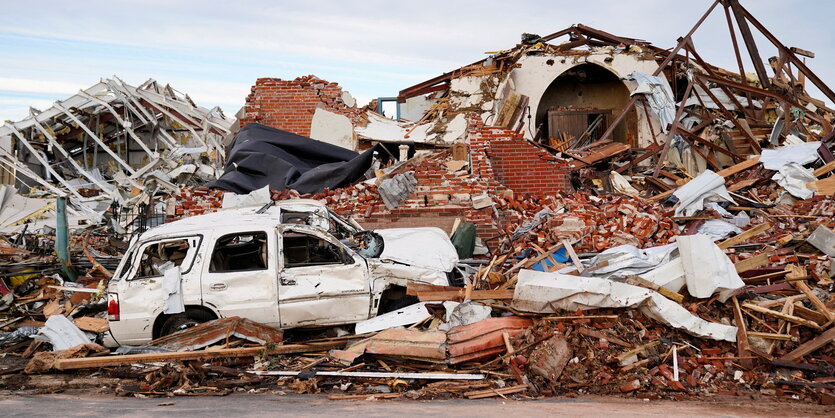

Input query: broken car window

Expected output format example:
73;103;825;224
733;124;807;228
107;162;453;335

283;233;350;268
135;239;192;279
210;232;268;272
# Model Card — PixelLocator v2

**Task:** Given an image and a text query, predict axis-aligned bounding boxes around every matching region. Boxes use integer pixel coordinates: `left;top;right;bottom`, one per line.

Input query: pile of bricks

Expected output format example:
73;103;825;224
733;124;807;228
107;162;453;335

166;187;225;222
496;191;677;253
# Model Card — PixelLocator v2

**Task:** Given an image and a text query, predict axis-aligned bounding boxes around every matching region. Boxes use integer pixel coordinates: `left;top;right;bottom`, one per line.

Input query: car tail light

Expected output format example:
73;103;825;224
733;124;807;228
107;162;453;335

107;293;120;321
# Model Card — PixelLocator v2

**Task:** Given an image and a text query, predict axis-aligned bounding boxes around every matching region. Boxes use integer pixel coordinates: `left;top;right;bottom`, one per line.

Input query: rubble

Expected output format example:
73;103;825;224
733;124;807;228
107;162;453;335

0;0;833;408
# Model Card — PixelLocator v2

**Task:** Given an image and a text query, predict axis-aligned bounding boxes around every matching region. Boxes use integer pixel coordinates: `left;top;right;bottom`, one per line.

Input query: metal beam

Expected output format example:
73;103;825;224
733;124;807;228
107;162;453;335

52;102;136;175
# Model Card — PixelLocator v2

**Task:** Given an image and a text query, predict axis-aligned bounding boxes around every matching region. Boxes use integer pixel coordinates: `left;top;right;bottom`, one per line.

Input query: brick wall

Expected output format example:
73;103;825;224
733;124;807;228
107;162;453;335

238;75;362;136
467;115;572;196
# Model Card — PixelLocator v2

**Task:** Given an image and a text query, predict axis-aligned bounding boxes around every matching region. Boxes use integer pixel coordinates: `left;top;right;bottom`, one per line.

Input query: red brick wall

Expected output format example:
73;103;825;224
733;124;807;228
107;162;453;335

238;75;361;136
467;115;572;196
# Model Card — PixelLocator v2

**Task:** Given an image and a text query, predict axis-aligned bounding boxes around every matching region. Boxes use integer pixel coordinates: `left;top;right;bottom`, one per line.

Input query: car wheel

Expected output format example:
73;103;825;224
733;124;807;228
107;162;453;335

159;310;215;337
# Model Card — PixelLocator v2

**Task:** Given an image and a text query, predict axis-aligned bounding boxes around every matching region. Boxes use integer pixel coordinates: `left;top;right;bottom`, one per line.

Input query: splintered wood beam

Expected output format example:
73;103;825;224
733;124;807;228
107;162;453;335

779;326;835;361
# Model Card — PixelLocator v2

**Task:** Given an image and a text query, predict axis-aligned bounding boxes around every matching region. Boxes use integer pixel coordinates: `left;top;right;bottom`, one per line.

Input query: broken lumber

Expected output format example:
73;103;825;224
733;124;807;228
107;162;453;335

780;326;835;361
464;384;528;399
718;222;772;249
51;342;344;371
741;302;824;330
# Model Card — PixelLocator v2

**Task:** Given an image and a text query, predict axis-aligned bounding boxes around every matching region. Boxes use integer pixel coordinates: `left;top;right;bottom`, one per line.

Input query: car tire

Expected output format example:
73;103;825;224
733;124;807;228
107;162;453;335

159;310;215;337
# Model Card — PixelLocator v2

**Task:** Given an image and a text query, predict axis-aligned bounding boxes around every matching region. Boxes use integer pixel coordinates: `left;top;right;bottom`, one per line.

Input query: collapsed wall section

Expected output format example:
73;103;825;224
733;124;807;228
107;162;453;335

238;75;362;142
467;115;572;196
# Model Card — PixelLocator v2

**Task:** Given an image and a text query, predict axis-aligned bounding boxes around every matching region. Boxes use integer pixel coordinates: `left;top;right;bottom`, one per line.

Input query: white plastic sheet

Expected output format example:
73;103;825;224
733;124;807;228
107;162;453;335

672;170;735;217
162;266;185;315
760;141;821;170
375;227;459;272
36;315;91;351
772;162;816;199
696;219;742;241
582;244;678;280
677;234;744;302
512;270;737;341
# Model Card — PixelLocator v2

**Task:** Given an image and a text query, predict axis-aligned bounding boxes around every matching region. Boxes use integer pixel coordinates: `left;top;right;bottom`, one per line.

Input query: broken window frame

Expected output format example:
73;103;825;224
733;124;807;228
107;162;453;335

124;235;202;281
281;232;354;269
209;231;270;273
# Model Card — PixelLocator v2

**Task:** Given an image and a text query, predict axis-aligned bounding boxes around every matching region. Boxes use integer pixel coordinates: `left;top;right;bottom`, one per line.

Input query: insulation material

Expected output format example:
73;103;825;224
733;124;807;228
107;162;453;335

511;269;737;341
671;170;735;217
676;234;744;302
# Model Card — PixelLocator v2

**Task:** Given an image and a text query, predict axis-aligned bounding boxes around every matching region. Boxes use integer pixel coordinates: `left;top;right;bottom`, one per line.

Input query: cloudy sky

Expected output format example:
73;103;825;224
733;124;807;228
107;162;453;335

0;0;830;121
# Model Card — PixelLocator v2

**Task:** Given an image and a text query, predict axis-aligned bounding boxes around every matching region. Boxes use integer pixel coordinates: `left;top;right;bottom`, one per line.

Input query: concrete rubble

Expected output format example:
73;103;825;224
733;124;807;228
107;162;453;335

0;0;834;407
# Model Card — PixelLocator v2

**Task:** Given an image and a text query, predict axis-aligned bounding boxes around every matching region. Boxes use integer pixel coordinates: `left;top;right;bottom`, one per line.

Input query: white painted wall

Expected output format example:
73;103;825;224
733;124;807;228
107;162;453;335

310;107;356;151
499;51;667;146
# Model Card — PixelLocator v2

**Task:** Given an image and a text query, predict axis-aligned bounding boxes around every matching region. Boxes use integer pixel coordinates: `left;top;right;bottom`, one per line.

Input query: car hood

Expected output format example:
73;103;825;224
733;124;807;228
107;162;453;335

374;227;459;272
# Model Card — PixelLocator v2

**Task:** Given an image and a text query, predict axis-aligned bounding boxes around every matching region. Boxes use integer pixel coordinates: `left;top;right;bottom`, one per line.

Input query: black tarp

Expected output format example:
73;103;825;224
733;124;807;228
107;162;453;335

206;123;412;194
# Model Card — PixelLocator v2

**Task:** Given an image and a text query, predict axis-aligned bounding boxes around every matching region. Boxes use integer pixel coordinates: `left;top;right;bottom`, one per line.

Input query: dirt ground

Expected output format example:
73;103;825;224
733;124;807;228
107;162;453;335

0;391;832;417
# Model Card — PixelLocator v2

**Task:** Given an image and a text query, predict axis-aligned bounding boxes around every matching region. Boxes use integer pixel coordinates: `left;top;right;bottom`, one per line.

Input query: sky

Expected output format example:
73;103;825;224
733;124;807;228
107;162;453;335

0;0;832;121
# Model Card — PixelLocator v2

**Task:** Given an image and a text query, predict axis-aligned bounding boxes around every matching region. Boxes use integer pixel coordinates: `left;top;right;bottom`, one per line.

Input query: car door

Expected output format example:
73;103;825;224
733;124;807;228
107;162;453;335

277;225;371;328
200;229;280;327
109;235;201;345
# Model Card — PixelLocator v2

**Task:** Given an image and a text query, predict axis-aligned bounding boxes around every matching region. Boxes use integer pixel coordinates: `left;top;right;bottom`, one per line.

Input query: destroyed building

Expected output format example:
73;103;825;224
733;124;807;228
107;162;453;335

0;0;834;406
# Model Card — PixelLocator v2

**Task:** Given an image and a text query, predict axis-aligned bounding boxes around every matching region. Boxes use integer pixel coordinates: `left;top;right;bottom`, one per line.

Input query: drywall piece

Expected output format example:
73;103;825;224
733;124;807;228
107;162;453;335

309;107;355;151
511;269;737;341
677;234;744;302
807;225;835;257
162;266;184;315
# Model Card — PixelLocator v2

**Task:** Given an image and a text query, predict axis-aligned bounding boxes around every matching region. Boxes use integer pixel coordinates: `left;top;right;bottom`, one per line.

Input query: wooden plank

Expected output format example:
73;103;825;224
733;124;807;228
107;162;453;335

415;289;515;302
53;342;344;370
813;160;835;177
732;296;752;359
624;275;684;302
780;326;835;361
465;384;528;399
748;331;793;341
793;303;830;325
734;253;770;273
753;294;807;308
718;222;772;249
741;302;824;330
561;239;584;273
578;327;633;348
806;176;835;196
792;280;835;323
716;155;761;177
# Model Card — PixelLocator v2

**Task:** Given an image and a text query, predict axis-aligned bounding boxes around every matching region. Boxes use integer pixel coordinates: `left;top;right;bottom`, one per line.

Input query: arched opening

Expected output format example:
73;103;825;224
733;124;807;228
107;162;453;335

536;63;636;147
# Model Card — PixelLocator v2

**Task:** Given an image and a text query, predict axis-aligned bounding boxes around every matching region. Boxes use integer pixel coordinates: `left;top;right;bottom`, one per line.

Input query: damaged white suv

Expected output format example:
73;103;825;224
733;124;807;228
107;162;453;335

104;199;461;347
